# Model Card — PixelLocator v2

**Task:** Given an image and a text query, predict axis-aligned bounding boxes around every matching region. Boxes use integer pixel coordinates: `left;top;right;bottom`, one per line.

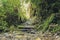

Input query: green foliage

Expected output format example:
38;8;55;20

9;25;15;33
42;14;55;32
32;0;60;33
0;19;8;32
36;14;55;31
0;0;60;34
52;25;60;33
0;0;27;32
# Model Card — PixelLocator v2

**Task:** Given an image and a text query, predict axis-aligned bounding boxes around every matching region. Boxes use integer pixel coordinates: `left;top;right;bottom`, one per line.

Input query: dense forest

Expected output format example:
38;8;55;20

0;0;60;34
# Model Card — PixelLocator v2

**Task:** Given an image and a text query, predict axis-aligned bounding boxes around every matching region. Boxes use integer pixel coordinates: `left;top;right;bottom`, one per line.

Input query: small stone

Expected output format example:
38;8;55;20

1;37;6;40
35;37;41;40
56;36;59;38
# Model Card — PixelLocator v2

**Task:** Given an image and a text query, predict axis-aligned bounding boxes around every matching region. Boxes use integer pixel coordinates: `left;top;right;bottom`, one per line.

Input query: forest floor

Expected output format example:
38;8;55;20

0;19;60;40
0;31;60;40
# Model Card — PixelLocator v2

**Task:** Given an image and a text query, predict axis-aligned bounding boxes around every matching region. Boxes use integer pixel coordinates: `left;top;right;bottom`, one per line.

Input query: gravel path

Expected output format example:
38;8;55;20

0;32;60;40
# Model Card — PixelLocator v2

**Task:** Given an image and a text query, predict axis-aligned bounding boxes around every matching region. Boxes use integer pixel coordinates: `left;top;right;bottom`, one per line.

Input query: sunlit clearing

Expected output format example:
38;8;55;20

0;0;3;7
20;0;31;19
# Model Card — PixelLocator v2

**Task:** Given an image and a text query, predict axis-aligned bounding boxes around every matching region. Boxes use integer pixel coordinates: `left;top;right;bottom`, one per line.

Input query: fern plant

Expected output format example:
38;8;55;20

36;14;55;32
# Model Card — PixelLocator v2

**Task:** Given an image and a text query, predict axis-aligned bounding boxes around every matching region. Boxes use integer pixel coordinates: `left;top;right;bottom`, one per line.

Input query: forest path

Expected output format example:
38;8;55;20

20;18;36;34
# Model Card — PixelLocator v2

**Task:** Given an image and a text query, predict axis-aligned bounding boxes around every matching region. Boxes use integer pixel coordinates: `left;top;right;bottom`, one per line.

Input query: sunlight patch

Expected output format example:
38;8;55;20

20;0;31;19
